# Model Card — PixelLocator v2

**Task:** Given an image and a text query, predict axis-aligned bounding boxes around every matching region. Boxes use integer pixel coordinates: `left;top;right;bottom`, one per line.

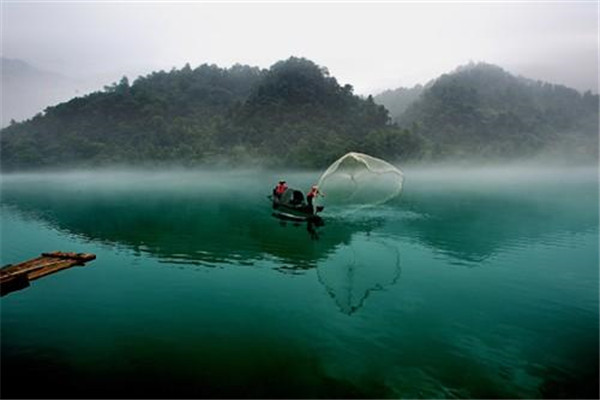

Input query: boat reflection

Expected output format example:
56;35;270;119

271;212;324;241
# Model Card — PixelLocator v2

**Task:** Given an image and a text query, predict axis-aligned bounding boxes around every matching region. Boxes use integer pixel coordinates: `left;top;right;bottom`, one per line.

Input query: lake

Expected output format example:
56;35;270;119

1;166;598;398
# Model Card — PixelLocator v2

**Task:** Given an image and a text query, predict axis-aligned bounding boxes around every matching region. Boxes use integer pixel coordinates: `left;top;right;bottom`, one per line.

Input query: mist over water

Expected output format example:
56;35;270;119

1;164;598;398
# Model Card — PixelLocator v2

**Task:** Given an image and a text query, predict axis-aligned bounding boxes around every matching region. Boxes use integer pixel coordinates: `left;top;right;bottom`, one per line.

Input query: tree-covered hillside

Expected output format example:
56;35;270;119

1;59;597;171
1;57;423;170
1;63;263;169
377;63;599;160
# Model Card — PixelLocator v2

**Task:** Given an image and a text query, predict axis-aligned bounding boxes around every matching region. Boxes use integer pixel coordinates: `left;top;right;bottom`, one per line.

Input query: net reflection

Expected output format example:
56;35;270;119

316;233;401;314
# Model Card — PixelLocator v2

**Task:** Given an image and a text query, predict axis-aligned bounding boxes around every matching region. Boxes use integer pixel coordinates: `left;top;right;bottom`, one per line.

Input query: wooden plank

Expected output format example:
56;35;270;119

0;258;63;278
0;251;96;296
41;251;96;261
28;261;85;281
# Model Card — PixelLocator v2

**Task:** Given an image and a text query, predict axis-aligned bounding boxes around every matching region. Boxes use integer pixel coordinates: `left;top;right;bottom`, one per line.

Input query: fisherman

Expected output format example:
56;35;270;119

306;185;324;214
273;180;288;199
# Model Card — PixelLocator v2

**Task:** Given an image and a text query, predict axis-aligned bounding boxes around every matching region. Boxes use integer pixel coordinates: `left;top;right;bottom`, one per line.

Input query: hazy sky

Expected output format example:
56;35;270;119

2;1;598;94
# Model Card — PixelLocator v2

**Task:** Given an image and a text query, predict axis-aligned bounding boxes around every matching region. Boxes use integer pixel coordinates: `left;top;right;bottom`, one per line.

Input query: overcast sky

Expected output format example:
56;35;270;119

2;1;598;94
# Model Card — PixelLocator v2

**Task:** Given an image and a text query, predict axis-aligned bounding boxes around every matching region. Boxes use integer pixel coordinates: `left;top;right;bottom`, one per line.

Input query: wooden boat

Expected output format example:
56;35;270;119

270;187;324;223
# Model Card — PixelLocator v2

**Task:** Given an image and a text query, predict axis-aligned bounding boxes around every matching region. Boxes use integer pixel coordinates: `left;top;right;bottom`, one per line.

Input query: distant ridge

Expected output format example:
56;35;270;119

1;57;80;127
373;84;425;123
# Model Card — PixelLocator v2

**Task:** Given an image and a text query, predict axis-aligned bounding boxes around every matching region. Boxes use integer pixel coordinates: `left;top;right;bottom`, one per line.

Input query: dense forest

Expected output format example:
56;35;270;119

1;58;597;170
0;58;423;170
376;63;599;161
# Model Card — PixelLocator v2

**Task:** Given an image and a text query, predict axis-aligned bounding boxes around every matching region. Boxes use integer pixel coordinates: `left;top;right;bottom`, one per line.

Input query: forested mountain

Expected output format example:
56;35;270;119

1;59;597;171
1;57;422;170
376;63;599;160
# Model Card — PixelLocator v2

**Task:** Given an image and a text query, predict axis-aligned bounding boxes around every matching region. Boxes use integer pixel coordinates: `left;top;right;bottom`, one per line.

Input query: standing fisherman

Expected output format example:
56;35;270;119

306;185;324;214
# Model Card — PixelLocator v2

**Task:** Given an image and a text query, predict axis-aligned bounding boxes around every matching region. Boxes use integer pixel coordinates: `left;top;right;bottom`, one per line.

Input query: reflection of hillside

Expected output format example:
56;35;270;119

5;170;594;310
388;177;598;263
1;181;374;269
2;175;406;315
3;171;596;268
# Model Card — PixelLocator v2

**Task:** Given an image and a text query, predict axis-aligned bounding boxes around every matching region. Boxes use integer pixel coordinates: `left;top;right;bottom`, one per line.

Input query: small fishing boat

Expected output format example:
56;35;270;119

270;188;324;223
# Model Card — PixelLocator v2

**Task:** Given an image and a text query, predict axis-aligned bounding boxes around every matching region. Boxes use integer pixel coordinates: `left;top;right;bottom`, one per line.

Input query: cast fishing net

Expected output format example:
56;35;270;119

315;152;404;206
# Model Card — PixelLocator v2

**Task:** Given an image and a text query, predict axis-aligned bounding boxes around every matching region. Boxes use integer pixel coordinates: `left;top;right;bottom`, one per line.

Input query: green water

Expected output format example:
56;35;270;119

1;167;598;398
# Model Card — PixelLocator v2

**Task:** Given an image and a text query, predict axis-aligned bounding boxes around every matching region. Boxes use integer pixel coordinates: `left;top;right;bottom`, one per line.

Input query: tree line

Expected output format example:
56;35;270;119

1;58;597;171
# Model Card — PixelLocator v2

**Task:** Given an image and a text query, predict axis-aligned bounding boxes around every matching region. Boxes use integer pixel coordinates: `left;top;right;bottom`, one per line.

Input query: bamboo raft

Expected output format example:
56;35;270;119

0;251;96;296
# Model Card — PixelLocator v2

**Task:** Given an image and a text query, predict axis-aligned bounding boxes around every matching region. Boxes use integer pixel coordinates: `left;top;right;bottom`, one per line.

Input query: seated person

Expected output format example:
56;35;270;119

274;180;288;198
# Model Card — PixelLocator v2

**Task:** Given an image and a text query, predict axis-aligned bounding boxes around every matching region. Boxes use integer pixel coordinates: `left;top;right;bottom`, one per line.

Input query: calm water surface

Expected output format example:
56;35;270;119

1;167;598;398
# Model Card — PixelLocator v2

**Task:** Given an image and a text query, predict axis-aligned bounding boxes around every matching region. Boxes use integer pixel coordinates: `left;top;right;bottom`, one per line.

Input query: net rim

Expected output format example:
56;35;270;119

315;152;405;207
